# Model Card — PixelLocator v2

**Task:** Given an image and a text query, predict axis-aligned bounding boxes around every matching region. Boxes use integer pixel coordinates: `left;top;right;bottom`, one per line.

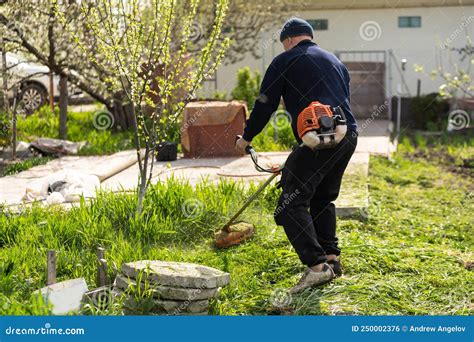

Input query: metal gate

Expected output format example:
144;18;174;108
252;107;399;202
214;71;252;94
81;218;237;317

335;50;392;120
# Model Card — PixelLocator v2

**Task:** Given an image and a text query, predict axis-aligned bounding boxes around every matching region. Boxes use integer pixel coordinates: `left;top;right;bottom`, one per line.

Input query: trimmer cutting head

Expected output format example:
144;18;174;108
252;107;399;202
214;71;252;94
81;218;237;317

214;222;256;249
214;139;281;249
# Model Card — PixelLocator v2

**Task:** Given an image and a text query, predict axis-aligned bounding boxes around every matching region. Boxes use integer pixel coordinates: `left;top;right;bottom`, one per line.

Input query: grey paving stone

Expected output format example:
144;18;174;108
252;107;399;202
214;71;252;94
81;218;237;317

121;260;230;289
124;296;209;314
114;274;218;300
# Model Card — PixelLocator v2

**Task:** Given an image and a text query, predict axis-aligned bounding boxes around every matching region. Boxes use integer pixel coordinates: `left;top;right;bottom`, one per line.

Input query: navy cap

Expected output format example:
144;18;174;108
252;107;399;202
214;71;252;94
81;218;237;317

279;18;314;42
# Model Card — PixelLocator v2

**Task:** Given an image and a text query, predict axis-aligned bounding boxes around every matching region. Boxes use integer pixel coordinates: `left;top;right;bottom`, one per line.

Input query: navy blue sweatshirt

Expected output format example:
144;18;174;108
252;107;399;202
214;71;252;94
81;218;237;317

242;40;357;143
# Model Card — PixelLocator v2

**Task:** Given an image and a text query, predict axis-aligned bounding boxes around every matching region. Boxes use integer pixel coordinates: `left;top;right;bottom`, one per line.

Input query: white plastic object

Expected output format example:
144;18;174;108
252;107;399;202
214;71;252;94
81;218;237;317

301;125;347;150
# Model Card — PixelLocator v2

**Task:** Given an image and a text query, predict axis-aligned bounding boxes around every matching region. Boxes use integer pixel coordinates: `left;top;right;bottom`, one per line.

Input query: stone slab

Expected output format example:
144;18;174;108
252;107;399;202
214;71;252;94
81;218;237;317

124;296;209;314
114;274;218;300
122;260;230;289
35;278;89;315
155;311;209;316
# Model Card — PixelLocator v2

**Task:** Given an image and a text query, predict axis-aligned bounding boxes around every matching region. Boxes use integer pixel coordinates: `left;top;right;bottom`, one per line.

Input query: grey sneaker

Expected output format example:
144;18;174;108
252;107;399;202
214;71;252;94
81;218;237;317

289;263;335;294
327;259;342;277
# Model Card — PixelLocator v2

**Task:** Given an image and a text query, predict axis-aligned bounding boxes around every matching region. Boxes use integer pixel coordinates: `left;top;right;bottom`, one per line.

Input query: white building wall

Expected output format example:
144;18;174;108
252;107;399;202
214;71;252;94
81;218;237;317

209;5;473;100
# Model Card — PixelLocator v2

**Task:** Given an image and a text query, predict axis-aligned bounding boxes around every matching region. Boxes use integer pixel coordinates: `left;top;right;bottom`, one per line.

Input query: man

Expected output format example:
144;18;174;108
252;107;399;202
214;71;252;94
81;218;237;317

235;18;358;293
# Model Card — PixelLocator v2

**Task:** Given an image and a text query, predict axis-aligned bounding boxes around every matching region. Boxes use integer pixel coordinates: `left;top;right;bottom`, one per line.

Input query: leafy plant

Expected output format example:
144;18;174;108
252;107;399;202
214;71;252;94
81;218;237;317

410;93;450;130
231;67;261;109
0;111;10;147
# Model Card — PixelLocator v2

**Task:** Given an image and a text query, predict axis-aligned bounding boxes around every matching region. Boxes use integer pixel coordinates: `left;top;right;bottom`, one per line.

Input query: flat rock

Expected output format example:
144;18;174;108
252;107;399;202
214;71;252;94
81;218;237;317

122;260;230;289
156;311;209;316
114;274;218;300
124;296;209;314
35;278;88;315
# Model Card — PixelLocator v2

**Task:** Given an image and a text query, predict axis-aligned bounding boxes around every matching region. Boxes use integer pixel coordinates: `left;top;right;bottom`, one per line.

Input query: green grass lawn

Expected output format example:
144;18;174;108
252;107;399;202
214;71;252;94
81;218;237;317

0;136;472;315
0;106;135;176
15;105;134;156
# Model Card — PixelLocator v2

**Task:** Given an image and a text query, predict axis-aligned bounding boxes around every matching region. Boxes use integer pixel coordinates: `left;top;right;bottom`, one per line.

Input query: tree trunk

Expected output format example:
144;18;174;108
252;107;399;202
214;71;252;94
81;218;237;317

58;74;68;139
110;92;136;131
0;37;8;113
48;2;55;111
49;72;54;110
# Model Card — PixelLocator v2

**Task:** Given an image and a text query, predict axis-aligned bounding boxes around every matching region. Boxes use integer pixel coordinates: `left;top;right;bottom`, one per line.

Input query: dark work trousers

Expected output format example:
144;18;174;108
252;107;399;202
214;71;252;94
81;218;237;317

274;130;358;267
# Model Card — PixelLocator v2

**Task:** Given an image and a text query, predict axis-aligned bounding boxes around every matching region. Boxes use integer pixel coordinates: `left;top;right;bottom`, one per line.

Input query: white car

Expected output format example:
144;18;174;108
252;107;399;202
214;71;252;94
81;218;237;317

6;53;81;113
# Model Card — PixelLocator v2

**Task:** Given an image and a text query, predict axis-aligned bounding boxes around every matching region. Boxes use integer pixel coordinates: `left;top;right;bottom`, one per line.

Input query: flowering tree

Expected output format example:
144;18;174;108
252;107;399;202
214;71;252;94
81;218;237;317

435;39;473;100
57;0;229;215
415;35;473;100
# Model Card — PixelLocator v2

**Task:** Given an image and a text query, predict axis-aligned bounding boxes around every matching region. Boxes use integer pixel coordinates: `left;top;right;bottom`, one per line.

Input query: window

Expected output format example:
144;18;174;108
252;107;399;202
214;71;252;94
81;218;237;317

398;16;421;28
307;19;328;31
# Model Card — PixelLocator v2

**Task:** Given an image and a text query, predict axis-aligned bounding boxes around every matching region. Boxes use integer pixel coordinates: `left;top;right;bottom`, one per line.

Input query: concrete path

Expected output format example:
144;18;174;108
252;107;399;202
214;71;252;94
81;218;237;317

0;150;136;206
356;119;397;156
1;120;393;215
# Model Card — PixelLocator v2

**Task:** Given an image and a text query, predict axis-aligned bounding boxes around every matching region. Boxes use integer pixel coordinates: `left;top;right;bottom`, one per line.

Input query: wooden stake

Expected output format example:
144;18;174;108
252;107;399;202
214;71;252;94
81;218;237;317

97;247;108;287
47;250;57;285
98;259;108;287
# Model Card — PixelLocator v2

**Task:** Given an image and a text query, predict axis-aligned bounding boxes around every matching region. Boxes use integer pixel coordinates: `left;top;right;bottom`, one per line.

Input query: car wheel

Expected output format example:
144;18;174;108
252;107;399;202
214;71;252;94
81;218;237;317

20;83;47;114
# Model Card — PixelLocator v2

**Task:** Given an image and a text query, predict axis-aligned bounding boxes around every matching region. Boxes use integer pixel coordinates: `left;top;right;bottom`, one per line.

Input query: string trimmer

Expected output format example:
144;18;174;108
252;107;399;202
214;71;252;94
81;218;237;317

214;136;283;249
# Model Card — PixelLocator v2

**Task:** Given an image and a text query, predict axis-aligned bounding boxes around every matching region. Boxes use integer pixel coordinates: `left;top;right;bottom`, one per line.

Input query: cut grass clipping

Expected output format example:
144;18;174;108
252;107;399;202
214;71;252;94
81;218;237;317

0;139;472;315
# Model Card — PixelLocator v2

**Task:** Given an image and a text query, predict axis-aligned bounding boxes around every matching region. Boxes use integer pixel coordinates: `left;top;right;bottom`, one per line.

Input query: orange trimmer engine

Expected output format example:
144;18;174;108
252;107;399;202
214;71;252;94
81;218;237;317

296;101;347;150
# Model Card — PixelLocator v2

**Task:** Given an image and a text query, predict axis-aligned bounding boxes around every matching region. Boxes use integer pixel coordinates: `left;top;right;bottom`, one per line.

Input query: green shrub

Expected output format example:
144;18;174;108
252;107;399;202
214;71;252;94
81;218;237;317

231;67;261;109
410;93;450;131
252;111;295;152
212;90;227;101
0;112;10;147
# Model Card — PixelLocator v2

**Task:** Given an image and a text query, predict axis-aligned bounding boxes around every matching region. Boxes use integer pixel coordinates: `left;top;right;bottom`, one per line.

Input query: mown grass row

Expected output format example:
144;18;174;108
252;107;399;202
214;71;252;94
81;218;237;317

0;137;472;315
